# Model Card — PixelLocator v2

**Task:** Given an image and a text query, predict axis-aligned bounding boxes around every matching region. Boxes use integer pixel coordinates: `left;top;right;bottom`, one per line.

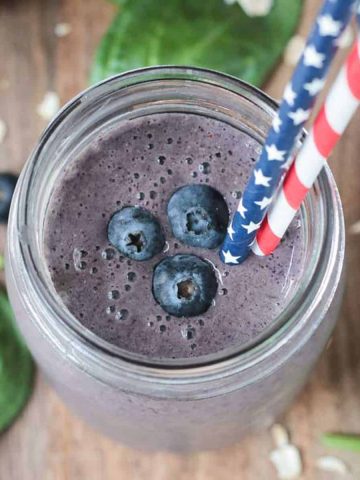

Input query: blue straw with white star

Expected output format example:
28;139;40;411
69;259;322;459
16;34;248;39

220;0;357;266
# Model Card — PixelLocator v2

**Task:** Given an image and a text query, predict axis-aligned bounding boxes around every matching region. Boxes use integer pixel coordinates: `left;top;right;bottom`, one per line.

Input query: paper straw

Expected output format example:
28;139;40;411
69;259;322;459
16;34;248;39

253;34;360;256
219;0;357;266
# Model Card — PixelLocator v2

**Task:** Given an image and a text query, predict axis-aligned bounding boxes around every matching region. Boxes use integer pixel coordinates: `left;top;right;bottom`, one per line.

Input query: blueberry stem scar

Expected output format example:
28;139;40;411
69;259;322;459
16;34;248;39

126;232;144;253
177;279;196;301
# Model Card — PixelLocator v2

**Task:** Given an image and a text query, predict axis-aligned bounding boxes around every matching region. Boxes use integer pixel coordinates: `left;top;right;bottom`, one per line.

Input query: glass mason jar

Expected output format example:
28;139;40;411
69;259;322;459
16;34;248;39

6;67;345;452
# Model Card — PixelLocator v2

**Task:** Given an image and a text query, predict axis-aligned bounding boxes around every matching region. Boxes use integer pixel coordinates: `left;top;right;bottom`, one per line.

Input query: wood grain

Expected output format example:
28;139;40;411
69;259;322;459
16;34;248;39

1;1;360;478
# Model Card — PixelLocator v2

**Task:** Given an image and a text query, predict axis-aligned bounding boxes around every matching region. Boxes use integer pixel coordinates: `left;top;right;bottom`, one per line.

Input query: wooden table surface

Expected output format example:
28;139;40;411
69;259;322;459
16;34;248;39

1;1;360;478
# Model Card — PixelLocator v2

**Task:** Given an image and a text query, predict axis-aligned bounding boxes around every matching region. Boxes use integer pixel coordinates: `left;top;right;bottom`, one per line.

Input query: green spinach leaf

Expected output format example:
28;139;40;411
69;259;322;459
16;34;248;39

0;290;34;432
91;0;301;86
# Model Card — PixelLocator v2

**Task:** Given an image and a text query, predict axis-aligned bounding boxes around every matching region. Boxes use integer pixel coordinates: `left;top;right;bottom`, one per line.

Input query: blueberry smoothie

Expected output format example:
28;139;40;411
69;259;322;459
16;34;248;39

7;69;345;451
44;112;304;362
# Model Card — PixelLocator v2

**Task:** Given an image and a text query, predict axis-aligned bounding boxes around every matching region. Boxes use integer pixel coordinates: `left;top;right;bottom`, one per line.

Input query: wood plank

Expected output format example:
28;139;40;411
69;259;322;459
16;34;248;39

1;0;360;478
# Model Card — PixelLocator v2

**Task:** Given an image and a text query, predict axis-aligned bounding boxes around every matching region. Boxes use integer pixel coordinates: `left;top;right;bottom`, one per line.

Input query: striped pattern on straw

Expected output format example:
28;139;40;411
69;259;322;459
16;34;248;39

253;35;360;256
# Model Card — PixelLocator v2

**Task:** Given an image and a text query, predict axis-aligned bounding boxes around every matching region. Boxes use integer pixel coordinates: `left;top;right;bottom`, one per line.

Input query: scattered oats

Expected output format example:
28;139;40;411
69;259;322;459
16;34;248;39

238;0;273;16
284;35;306;66
271;424;290;448
37;92;60;121
335;24;355;49
54;22;72;37
0;119;7;143
349;220;360;235
316;456;349;475
270;425;302;480
270;444;303;480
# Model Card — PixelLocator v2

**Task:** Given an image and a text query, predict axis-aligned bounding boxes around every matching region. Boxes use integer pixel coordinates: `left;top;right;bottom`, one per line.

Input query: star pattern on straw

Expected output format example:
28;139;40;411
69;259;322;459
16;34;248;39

254;168;272;187
272;113;282;133
237;197;247;218
288;108;310;125
265;144;286;161
284;83;297;106
227;221;235;240
242;221;262;234
222;250;240;265
317;14;342;36
303;45;325;68
304;78;325;95
254;196;273;210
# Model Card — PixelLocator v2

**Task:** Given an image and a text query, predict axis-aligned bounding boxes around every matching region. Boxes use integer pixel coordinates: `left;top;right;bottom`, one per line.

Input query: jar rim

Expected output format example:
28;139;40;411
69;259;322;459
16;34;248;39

10;66;345;382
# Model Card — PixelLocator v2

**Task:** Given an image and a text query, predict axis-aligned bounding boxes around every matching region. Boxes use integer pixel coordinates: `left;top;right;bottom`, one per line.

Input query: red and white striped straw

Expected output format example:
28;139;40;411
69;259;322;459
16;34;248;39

253;35;360;257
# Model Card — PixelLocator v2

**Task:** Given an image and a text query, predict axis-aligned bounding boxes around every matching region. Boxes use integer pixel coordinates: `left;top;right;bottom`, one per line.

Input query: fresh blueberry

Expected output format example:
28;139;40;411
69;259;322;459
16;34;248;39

152;254;218;317
108;206;165;261
0;173;18;223
167;184;229;249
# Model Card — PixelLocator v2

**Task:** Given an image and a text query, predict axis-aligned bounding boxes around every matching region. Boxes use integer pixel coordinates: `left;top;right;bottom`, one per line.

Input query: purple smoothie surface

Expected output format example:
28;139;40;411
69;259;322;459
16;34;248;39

44;113;304;361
